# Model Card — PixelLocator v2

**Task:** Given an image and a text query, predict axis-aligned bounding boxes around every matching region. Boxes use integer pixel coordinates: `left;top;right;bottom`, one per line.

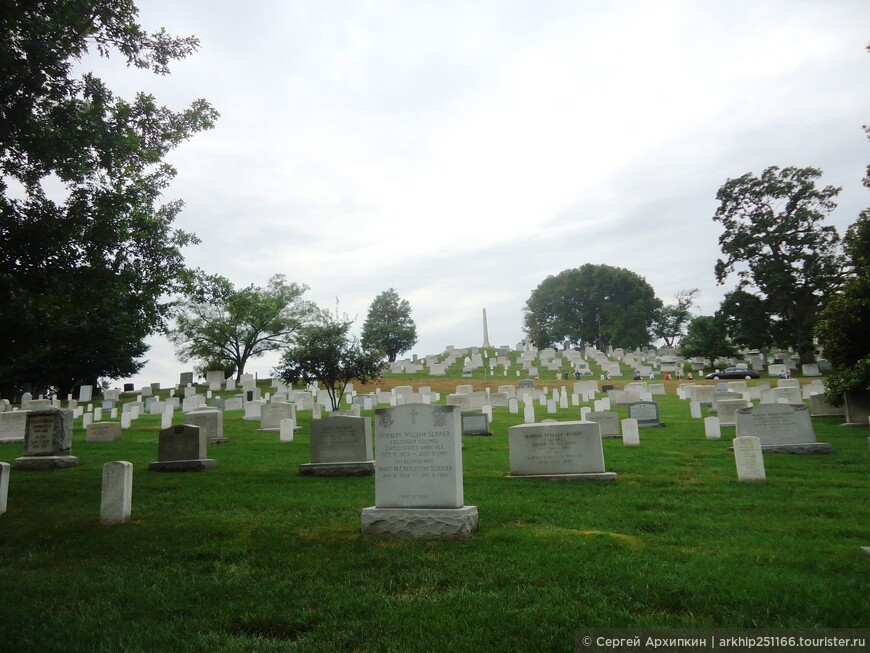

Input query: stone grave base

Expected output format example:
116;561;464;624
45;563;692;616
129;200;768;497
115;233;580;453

360;506;479;540
298;461;374;477
207;437;229;445
148;459;217;472
0;438;24;445
507;472;617;482
257;426;302;433
840;422;869;428
462;431;492;437
726;442;832;455
13;455;79;470
600;434;622;439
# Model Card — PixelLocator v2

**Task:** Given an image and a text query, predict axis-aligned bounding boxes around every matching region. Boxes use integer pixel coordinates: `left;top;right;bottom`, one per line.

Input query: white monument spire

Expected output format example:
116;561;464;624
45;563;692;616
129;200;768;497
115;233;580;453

482;308;492;348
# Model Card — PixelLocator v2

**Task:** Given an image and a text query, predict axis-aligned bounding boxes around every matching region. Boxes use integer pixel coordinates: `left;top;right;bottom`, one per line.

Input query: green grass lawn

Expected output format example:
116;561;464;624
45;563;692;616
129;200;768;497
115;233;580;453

1;388;868;652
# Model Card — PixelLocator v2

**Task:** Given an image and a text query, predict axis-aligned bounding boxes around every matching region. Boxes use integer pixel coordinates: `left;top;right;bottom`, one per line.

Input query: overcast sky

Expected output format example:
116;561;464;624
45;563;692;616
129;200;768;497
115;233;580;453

90;0;869;389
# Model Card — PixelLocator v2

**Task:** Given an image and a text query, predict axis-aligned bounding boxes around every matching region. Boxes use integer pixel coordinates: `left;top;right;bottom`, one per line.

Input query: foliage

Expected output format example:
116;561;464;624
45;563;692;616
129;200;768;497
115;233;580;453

713;166;843;364
651;288;698;348
274;314;384;410
714;289;773;351
361;288;418;362
815;209;870;403
814;104;870;403
0;0;218;397
169;273;320;381
523;264;661;351
679;315;735;360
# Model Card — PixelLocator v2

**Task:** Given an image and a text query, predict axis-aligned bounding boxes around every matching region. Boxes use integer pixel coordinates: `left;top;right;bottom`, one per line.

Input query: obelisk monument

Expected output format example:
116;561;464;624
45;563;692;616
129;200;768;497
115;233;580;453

482;308;492;348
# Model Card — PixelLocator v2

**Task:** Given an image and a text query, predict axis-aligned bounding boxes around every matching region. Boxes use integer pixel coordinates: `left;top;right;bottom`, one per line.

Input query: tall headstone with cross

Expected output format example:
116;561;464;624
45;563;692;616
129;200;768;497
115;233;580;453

361;404;477;539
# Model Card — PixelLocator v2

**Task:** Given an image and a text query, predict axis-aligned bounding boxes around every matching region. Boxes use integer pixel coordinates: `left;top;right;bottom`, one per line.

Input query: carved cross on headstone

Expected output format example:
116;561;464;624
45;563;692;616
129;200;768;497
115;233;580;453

408;408;419;425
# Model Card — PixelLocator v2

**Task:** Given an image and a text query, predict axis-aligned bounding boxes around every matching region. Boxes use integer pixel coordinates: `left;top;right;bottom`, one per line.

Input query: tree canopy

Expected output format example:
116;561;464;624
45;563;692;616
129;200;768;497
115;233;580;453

679;315;735;361
814;121;870;402
523;264;661;351
651;288;698;348
714;289;773;352
713;166;842;364
274;314;384;410
169;274;320;382
0;1;218;397
361;288;418;362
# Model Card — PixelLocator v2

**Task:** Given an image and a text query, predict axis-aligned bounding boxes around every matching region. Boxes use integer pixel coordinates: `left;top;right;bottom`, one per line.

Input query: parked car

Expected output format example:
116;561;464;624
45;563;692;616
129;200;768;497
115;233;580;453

705;367;759;380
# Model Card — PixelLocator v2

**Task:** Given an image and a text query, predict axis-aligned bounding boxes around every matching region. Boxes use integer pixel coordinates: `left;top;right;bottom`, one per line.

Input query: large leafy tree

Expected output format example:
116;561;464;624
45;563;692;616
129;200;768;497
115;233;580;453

815;118;870;402
651;288;698;348
523;264;661;351
361;288;418;362
275;314;384;410
713;166;843;364
680;315;735;360
0;1;218;397
169;274;321;382
714;289;773;351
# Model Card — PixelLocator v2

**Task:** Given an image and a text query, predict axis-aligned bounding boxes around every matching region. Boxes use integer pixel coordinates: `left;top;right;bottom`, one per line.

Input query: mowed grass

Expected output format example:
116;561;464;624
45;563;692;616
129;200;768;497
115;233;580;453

1;384;869;652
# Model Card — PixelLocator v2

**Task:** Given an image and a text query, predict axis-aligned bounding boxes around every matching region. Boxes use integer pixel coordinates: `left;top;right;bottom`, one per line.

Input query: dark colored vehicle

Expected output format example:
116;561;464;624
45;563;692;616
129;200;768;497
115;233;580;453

705;367;760;380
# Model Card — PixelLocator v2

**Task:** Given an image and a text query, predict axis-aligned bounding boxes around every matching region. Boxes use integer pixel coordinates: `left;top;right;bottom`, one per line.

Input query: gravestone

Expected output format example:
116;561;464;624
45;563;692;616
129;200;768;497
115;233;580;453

733;436;766;482
704;416;721;440
627;401;662;428
259;402;296;431
690;401;702;419
13;408;78;470
585;410;620;438
843;390;870;427
299;416;374;476
771;387;803;405
100;461;133;525
461;412;491;436
184;409;226;445
78;385;93;402
205;370;225;388
361;404;477;540
621;418;640;446
809;394;845;418
0;411;28;444
179;372;194;386
148;424;216;471
735;403;831;454
243;400;265;420
0;462;8;515
717;398;749;427
86;421;122;443
507;420;616;481
280;419;295;442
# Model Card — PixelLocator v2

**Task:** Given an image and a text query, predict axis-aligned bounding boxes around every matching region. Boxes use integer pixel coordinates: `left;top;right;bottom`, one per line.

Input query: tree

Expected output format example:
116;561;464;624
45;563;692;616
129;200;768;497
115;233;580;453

0;1;218;397
169;274;321;381
523;264;661;351
361;288;418;362
714;289;773;351
651;288;698;348
274;314;384;410
713;166;843;365
679;315;735;360
814;136;870;402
